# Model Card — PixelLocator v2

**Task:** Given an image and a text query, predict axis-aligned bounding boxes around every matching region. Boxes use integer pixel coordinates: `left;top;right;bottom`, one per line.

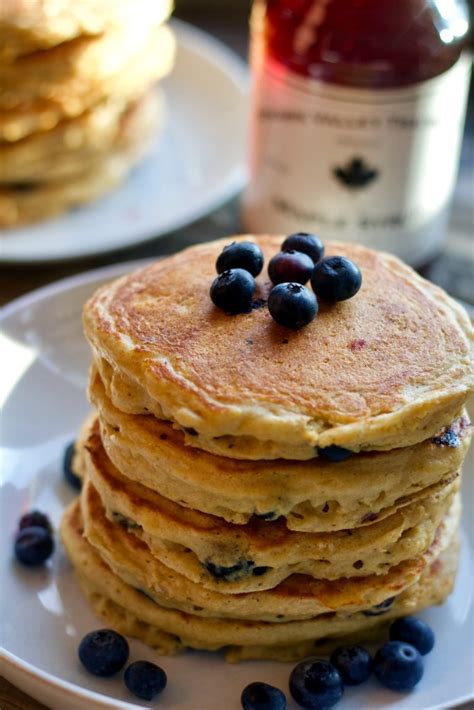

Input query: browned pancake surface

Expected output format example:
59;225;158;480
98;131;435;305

84;236;473;455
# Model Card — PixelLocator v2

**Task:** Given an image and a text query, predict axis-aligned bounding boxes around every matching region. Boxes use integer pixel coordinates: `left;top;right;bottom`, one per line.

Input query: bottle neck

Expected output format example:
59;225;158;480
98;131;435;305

262;0;470;87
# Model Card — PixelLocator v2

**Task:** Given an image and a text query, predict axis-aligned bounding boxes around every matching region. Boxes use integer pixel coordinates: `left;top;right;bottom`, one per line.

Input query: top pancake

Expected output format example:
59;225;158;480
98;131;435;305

83;236;474;459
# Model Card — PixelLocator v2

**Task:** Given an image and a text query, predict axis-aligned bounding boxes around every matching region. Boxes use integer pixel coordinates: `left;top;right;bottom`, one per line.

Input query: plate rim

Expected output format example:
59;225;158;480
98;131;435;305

0;18;249;266
0;649;144;710
0;259;149;323
0;259;154;709
1;263;473;710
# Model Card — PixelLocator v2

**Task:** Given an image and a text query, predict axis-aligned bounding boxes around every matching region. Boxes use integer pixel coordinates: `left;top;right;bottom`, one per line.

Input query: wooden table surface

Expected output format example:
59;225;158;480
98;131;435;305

1;5;473;709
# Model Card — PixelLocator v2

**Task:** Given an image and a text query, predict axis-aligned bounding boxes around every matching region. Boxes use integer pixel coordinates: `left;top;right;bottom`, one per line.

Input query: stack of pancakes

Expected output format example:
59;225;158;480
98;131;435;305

61;235;473;662
0;0;175;226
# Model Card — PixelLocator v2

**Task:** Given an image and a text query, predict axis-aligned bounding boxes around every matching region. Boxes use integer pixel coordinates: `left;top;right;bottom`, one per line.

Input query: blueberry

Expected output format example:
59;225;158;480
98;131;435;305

289;658;344;709
241;681;287;710
311;256;362;302
204;560;242;579
63;441;82;490
204;558;257;581
18;510;52;534
373;641;423;691
282;233;325;263
256;511;278;521
389;617;435;656
330;645;372;686
252;565;269;576
78;629;129;677
216;241;264;277
210;269;256;314
268;283;317;330
268;250;314;285
14;526;54;566
124;660;167;700
362;597;395;617
318;445;353;462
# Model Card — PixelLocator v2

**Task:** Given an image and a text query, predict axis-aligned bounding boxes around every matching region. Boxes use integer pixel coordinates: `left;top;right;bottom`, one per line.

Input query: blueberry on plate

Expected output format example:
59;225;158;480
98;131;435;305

241;681;287;710
268;283;317;330
210;268;256;314
14;526;54;566
216;241;264;277
389;616;435;656
318;445;353;462
281;232;325;263
124;660;167;701
268;250;314;285
78;629;129;677
330;645;372;686
311;256;362;302
374;641;423;691
63;441;82;490
18;510;52;534
289;658;344;709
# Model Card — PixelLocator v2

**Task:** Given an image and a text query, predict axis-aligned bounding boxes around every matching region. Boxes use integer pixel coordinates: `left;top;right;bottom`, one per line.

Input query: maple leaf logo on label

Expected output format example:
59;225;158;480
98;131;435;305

333;157;379;189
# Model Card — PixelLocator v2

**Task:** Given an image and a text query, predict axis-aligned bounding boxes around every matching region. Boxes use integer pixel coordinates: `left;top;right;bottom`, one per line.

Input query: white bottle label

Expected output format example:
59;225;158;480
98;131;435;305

243;53;471;266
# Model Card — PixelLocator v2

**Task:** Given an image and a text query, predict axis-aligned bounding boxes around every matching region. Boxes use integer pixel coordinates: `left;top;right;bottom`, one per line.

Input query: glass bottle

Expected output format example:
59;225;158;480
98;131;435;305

242;0;472;267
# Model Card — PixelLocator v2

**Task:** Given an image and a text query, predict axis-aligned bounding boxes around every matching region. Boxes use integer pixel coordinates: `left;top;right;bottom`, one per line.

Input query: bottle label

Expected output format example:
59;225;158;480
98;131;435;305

243;53;471;266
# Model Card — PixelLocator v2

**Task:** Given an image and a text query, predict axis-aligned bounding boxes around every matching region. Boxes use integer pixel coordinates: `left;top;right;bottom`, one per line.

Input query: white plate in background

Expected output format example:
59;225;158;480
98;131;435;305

0;20;248;264
0;263;473;710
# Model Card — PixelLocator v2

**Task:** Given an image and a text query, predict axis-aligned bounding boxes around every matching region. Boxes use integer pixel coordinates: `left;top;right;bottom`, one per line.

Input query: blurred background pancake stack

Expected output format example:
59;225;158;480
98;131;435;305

61;235;473;662
0;0;176;226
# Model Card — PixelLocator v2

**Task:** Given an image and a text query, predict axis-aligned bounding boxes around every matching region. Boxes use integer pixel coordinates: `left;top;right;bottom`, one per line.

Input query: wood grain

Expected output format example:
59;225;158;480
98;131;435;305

0;677;48;710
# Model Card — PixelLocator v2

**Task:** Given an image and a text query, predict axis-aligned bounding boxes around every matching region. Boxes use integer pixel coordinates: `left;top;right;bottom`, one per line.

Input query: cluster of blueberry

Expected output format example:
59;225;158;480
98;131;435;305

12;506;164;701
241;616;435;709
73;616;435;707
78;629;167;701
210;234;362;330
13;446;82;567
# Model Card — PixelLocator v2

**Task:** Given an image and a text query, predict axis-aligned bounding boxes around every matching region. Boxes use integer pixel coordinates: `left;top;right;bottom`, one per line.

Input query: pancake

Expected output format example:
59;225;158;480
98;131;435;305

0;90;160;226
0;23;175;111
80;415;459;592
61;498;459;662
83;236;474;460
89;370;470;531
81;478;459;621
0;0;173;60
0;91;164;183
70;410;97;483
0;24;175;143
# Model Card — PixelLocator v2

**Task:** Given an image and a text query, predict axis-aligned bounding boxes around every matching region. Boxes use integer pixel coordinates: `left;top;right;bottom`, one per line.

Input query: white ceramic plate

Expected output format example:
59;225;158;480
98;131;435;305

0;263;473;710
0;20;248;264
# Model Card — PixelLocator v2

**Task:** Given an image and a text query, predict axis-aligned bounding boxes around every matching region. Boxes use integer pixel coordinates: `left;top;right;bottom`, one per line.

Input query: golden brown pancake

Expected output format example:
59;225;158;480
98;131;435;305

81;420;459;593
0;91;164;183
0;90;160;226
0;0;173;60
83;236;474;460
88;371;470;531
62;236;472;663
81;478;459;621
0;25;174;143
0;23;175;111
61;498;460;662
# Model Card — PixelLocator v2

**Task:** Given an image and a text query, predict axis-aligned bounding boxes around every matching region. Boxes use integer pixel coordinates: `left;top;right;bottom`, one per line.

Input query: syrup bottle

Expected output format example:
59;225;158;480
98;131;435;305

242;0;472;267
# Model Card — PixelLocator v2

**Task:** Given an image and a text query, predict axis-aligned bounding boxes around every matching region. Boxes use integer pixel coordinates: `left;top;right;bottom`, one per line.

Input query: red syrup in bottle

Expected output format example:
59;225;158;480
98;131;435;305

242;0;471;266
